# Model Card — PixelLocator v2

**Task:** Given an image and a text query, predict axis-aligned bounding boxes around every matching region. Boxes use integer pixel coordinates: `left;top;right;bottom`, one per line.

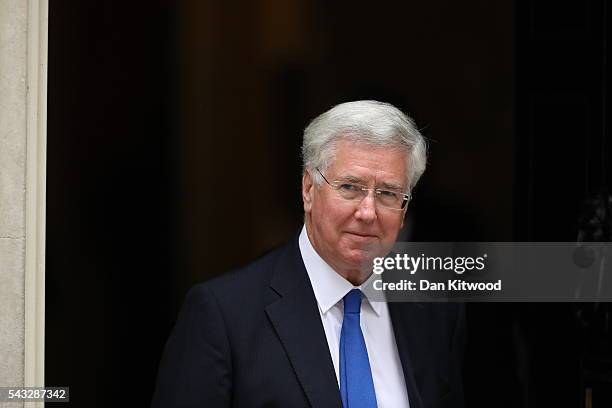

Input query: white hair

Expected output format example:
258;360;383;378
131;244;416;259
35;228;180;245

302;100;427;191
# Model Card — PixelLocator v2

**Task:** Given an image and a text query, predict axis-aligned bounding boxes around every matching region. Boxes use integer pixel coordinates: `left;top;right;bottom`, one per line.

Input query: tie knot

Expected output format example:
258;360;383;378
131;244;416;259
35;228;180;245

343;289;362;315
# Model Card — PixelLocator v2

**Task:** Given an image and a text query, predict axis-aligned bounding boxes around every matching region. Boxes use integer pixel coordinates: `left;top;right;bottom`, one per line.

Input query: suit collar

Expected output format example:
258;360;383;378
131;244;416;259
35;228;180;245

266;235;343;408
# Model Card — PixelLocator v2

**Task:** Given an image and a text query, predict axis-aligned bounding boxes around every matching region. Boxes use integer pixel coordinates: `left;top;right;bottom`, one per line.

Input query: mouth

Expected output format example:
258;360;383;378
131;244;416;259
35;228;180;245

345;231;379;240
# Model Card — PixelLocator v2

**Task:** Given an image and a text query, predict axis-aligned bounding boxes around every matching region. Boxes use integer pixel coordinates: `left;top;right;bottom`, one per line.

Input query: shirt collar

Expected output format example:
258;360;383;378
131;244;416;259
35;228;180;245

298;225;383;317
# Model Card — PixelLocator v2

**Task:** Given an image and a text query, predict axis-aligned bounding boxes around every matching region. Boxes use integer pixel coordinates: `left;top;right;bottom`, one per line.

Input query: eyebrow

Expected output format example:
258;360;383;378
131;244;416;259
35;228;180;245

335;174;404;191
336;175;365;184
380;181;404;191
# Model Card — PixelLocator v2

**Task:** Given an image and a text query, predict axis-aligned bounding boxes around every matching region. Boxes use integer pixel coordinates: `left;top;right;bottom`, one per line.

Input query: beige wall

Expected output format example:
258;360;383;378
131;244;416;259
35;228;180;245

0;0;28;393
0;0;47;405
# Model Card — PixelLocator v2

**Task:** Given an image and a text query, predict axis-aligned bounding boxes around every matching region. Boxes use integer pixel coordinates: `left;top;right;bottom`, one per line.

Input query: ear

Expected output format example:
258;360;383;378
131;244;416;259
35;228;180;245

400;203;409;229
302;170;314;213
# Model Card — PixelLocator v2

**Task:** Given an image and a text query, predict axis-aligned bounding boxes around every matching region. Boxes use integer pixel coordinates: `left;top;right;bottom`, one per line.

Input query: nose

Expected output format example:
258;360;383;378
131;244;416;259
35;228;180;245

354;192;377;223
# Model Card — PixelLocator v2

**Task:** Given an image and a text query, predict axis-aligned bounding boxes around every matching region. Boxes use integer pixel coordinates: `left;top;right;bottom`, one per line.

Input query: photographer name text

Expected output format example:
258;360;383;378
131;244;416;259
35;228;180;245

373;279;502;292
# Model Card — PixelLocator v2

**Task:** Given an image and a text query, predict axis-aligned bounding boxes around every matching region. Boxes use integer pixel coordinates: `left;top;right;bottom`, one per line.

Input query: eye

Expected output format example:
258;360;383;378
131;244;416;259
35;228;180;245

338;183;359;191
378;190;399;198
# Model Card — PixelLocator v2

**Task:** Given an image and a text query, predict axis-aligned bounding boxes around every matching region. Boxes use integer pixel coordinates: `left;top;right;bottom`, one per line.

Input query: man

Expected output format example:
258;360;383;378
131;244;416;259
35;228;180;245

152;101;465;407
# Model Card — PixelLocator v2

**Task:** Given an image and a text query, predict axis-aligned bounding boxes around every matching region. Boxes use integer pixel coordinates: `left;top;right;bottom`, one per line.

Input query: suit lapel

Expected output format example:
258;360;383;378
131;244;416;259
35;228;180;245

388;302;425;408
265;239;343;408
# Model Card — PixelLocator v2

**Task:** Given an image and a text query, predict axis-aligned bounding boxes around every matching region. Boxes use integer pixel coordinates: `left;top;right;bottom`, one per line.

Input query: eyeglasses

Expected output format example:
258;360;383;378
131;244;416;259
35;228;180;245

316;168;410;210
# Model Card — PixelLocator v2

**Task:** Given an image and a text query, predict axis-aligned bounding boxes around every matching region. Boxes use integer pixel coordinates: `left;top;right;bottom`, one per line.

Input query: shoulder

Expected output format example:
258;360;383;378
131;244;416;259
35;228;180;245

185;238;299;314
201;242;288;291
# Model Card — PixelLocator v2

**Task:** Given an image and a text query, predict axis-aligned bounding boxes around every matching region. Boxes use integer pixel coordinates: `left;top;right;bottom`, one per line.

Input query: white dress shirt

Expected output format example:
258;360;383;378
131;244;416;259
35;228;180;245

298;226;410;408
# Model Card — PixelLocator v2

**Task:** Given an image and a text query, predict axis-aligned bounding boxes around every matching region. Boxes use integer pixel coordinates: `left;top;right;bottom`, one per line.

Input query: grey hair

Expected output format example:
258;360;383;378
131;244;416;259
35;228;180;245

302;100;427;191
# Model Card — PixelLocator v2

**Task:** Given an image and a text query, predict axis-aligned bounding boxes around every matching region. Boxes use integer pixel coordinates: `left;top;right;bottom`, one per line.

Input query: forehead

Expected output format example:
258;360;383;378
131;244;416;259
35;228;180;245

328;139;408;185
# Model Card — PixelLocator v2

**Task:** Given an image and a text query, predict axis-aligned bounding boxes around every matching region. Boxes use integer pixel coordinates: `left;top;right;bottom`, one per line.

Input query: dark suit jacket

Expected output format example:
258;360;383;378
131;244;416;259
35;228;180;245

151;236;465;408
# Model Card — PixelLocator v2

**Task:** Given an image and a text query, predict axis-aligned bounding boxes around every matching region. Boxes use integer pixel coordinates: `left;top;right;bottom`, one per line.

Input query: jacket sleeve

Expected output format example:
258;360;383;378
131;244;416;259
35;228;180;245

151;284;232;408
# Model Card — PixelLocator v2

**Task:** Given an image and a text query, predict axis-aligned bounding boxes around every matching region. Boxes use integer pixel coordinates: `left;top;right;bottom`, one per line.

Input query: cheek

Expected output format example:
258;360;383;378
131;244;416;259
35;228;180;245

385;218;404;239
320;207;342;233
315;203;351;240
327;204;353;227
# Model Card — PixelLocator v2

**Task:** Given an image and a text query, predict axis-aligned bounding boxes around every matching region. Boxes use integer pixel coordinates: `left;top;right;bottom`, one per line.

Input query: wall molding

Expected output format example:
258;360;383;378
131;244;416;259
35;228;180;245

24;0;48;397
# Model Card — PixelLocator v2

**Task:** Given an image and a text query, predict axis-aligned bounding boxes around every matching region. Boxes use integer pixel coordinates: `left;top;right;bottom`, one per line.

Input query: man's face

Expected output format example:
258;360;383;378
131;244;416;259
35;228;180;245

302;139;408;276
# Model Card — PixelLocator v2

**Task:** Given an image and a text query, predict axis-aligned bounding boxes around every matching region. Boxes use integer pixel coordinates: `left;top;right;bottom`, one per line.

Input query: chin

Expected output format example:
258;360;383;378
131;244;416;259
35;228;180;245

341;249;377;270
346;238;387;255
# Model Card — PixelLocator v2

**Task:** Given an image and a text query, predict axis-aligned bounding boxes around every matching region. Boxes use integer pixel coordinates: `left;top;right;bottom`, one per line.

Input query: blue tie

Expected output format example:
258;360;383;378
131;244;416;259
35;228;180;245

339;289;377;408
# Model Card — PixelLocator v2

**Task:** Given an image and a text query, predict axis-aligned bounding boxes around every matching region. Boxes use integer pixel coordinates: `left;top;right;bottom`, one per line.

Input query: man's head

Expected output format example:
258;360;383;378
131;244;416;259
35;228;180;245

301;100;426;284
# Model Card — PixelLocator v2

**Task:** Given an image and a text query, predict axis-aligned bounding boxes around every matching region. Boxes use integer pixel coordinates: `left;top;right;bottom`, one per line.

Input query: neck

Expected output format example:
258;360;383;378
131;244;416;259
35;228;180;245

342;270;371;286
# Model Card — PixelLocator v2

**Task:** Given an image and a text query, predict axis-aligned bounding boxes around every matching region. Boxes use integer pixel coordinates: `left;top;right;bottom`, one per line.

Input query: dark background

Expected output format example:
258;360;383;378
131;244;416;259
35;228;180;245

46;0;611;406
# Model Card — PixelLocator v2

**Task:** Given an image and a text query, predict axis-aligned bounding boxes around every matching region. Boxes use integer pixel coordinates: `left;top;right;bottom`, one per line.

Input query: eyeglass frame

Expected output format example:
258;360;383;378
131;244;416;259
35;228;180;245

315;167;411;210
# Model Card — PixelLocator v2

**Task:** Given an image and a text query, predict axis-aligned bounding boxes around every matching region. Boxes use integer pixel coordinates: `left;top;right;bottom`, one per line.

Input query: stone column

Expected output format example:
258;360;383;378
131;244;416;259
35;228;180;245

0;1;47;406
